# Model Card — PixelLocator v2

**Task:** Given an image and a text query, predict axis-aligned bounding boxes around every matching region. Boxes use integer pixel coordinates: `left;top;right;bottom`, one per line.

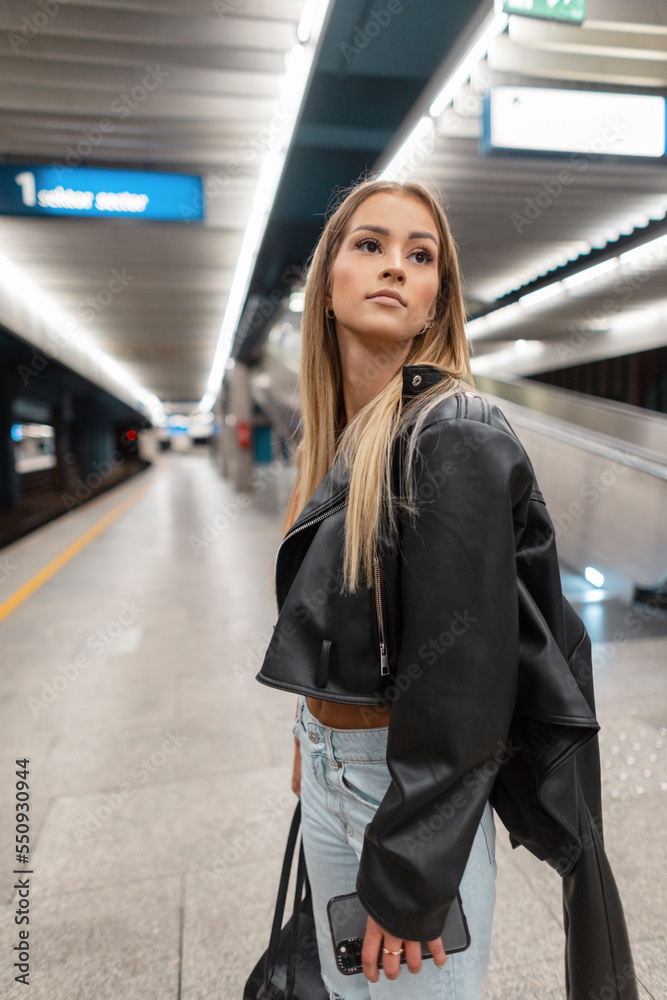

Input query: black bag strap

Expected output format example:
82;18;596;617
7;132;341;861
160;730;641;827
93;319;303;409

259;800;304;997
284;840;308;1000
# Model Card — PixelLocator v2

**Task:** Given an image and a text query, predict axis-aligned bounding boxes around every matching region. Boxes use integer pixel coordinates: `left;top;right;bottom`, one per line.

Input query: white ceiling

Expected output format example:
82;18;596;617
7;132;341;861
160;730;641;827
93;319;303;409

406;0;667;370
1;0;667;405
0;0;301;404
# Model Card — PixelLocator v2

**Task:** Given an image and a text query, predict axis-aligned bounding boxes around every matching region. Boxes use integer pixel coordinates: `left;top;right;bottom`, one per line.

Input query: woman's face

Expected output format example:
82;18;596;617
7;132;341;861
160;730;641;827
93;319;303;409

326;191;441;349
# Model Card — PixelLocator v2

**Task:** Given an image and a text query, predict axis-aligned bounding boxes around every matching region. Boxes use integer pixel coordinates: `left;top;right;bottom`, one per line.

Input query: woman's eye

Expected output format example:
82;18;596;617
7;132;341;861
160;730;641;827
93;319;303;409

352;238;435;263
411;248;435;264
355;237;381;253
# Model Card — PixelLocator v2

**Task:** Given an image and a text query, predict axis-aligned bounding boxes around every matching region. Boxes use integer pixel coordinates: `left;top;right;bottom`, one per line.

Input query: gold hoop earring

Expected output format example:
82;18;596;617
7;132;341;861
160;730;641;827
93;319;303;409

325;307;335;320
418;319;435;336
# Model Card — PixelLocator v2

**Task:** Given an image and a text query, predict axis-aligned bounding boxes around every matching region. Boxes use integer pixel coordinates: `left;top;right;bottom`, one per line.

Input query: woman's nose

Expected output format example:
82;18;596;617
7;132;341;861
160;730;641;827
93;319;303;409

380;265;405;283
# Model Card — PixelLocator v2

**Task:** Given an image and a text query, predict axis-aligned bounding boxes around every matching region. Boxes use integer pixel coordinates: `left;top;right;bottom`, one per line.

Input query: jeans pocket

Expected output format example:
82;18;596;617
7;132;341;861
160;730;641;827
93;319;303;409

479;801;497;867
339;760;388;810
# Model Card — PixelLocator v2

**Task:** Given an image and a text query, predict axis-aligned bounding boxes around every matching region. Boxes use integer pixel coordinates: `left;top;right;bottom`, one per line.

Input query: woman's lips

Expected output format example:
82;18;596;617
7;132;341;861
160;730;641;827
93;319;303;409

367;292;406;307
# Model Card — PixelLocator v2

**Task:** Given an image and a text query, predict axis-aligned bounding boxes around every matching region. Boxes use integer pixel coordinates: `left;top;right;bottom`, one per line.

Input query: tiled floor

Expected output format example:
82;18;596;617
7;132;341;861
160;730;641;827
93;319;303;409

0;450;664;999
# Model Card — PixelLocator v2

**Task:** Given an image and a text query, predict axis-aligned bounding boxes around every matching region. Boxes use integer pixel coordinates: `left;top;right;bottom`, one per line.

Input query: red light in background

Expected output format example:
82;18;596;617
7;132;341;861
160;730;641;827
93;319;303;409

236;421;251;449
126;429;138;441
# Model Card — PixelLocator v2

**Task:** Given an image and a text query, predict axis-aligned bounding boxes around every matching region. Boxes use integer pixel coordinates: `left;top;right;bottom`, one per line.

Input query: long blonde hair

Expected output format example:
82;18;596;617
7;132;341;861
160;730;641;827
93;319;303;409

284;177;476;593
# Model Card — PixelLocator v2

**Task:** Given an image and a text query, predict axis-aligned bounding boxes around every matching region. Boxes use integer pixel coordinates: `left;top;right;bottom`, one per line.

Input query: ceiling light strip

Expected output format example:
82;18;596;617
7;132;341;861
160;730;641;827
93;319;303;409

0;249;165;425
467;229;667;337
199;0;333;412
379;8;509;181
429;12;509;118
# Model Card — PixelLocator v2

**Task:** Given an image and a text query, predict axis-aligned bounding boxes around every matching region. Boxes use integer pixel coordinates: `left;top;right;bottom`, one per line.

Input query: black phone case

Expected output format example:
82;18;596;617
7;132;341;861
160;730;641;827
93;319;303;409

326;890;471;975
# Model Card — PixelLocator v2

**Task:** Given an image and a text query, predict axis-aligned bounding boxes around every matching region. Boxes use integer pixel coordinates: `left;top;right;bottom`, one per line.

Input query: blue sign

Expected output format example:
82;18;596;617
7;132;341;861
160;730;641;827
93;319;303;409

0;165;204;221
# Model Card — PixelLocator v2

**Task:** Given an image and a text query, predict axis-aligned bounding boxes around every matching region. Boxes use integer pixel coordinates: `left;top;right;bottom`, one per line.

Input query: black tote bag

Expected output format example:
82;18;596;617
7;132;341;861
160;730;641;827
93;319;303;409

243;800;329;1000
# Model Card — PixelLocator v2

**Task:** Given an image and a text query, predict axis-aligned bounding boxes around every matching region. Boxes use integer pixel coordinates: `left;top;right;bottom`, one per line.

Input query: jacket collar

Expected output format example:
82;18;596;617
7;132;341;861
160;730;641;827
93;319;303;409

283;365;452;540
401;363;451;399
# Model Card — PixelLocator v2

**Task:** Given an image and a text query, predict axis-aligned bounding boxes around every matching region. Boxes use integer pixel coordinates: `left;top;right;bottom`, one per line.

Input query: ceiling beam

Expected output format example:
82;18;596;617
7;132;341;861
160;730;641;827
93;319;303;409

585;0;667;32
509;17;667;59
490;35;667;86
0;5;296;49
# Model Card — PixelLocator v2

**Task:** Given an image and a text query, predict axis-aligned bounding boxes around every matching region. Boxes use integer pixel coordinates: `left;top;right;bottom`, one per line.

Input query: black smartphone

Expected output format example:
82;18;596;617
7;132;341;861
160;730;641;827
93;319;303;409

326;890;471;976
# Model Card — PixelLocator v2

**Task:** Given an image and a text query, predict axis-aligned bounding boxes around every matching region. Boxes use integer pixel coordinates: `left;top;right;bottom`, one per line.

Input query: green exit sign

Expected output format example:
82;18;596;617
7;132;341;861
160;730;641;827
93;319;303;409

503;0;585;22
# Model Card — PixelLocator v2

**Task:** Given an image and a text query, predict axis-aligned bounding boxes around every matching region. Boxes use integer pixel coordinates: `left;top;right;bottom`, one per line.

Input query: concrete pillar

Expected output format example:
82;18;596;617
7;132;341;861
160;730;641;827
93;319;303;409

228;361;253;492
212;390;226;478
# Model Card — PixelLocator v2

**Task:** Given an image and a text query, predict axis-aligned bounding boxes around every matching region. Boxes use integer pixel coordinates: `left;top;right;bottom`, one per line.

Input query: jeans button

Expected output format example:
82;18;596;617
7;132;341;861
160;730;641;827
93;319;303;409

308;731;319;743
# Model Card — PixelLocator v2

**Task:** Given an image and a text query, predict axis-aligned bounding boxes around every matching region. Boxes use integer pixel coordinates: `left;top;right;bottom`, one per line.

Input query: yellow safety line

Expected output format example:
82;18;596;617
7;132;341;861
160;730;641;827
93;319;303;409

0;475;156;625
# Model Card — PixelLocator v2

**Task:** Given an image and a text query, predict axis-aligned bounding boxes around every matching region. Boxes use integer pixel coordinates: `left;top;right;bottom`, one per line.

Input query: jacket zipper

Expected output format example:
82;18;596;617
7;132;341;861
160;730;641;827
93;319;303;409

274;498;348;601
373;553;390;677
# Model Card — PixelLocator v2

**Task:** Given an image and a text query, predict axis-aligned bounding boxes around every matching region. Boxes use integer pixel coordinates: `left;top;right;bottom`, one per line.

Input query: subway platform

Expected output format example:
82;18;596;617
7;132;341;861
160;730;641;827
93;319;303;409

1;450;665;1000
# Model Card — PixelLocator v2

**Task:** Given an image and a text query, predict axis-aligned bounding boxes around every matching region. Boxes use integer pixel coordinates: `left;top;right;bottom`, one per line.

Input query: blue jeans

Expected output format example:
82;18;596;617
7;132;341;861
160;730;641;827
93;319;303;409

293;694;497;1000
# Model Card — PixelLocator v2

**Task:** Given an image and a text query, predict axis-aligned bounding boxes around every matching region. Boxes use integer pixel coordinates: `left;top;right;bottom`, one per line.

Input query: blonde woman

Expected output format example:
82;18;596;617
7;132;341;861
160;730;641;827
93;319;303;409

256;177;623;999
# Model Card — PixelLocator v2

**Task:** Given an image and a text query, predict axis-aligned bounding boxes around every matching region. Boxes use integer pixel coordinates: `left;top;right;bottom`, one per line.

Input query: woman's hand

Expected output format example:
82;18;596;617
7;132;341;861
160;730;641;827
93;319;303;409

291;738;301;797
361;914;446;983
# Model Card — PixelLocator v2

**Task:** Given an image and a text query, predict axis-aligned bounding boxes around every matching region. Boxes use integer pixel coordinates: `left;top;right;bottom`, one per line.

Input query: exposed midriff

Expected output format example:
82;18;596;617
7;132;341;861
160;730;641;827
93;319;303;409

306;696;391;729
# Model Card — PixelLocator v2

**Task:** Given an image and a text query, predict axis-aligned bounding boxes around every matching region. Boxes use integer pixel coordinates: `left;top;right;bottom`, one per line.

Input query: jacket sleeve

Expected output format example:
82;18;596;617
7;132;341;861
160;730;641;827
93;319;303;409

356;415;535;941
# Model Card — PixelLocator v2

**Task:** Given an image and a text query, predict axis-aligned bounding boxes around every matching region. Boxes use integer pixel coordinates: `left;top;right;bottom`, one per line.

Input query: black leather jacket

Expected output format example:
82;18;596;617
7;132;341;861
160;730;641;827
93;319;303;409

257;364;637;1000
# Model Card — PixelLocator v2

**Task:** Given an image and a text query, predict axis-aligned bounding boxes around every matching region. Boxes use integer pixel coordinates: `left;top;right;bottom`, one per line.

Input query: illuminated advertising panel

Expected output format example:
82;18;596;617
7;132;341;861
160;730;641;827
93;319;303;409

483;87;666;158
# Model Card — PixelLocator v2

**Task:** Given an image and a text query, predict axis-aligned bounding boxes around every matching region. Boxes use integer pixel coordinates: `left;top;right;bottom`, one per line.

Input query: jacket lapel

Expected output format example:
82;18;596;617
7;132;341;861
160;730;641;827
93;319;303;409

276;365;452;597
283;452;350;540
286;365;450;538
